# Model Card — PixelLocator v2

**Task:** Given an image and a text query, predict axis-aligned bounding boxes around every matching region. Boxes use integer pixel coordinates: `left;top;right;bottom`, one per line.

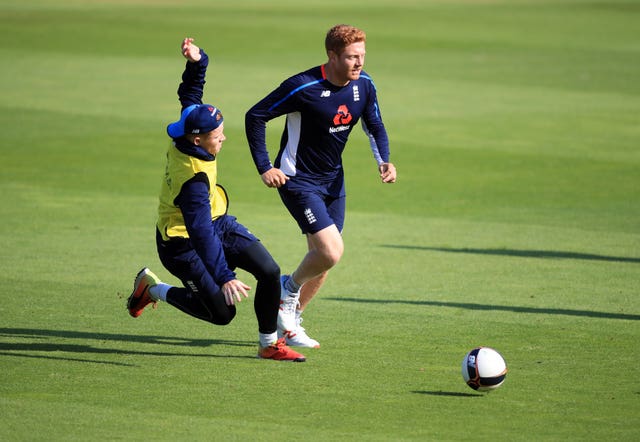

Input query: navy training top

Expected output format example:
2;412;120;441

245;64;390;197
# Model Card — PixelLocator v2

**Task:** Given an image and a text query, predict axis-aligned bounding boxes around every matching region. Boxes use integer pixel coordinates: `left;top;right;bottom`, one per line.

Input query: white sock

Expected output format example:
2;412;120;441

259;332;278;348
148;283;172;302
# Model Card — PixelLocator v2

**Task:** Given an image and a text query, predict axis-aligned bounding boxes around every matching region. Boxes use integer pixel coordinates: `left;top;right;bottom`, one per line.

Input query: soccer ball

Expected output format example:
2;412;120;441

461;347;507;391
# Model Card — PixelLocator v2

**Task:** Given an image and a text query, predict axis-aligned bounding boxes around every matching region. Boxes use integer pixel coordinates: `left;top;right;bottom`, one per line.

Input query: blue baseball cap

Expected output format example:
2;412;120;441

167;104;224;138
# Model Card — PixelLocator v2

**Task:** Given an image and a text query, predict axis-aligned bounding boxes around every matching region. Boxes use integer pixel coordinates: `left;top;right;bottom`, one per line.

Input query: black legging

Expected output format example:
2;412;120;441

160;239;281;334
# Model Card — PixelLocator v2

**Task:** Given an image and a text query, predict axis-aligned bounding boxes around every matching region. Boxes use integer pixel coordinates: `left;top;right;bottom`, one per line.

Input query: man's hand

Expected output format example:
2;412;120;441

379;162;397;183
261;167;290;188
221;279;251;306
181;37;202;63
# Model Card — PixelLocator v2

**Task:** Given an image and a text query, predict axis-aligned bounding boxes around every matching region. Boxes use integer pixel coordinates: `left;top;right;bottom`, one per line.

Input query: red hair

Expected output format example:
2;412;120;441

325;24;366;55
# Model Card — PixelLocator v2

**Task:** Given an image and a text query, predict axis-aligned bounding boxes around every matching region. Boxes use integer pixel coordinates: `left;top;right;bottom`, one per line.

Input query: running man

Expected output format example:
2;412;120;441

245;25;397;348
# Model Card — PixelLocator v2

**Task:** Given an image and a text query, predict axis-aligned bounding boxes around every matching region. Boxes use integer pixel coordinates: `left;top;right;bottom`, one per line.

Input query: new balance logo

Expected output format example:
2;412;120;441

186;280;199;293
321;90;331;97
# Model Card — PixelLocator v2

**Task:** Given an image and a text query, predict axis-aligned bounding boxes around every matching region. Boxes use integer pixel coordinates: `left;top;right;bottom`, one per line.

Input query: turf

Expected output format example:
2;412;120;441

1;0;639;440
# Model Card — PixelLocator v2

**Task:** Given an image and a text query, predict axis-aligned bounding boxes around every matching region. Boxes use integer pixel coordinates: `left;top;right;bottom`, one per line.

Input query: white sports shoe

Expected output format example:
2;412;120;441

280;316;320;349
277;275;300;333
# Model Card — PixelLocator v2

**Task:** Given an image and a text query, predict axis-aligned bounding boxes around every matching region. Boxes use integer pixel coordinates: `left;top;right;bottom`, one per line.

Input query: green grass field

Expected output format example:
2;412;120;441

1;0;639;440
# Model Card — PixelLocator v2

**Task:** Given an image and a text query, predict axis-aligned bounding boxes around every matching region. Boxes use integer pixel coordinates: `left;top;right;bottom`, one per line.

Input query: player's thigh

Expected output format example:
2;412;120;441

307;224;344;260
216;215;279;278
228;239;280;281
166;248;222;294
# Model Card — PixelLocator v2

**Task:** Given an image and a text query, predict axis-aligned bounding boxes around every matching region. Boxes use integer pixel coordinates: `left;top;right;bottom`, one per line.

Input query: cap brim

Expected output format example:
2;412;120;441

167;121;184;138
166;104;199;139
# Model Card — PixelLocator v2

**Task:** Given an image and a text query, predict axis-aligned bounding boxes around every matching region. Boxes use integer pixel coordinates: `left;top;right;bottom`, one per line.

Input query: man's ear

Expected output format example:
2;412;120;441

192;135;201;146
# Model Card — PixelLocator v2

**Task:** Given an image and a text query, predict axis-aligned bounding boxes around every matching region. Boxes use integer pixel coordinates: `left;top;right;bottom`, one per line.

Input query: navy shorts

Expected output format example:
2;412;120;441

155;215;280;328
156;215;258;295
278;180;345;234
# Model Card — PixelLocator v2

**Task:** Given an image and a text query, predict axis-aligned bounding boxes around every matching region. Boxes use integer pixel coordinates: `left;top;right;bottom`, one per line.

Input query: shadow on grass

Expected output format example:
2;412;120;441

325;298;640;321
381;245;640;264
0;328;256;366
0;351;136;367
412;390;483;398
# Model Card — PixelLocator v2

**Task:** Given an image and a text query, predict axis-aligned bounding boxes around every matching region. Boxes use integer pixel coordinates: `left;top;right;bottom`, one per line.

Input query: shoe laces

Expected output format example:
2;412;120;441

281;295;299;315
